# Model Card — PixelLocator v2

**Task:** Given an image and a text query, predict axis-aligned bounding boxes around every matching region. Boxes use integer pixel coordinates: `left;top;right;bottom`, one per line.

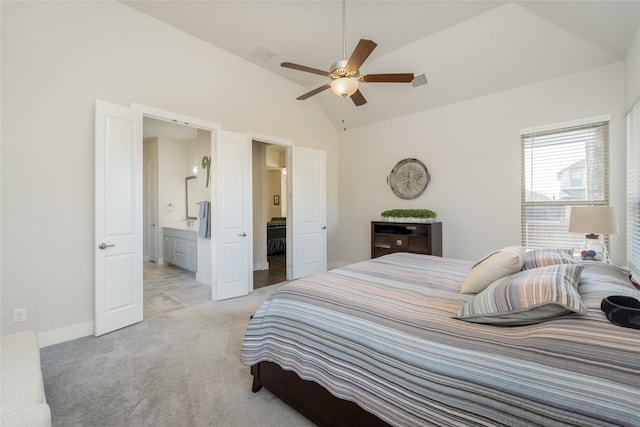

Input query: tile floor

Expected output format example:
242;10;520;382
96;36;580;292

143;262;211;319
144;254;287;319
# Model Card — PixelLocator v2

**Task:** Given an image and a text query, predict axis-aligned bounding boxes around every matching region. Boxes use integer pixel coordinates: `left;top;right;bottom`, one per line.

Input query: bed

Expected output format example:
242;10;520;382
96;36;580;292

266;220;286;256
240;251;640;426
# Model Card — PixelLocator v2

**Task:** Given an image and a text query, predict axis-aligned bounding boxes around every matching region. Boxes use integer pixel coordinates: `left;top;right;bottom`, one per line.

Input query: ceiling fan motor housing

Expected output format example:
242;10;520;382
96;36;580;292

330;60;359;80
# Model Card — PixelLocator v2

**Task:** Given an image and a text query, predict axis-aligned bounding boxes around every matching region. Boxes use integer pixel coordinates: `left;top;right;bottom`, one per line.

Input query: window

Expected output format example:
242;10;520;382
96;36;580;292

520;117;610;250
628;100;640;275
570;170;583;187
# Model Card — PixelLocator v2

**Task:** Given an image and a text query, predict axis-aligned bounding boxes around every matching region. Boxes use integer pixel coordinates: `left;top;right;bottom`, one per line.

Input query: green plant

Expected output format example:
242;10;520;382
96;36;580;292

380;209;437;218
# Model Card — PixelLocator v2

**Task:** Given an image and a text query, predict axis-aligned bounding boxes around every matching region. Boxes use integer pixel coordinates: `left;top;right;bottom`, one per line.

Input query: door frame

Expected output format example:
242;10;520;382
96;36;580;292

145;159;158;263
249;131;294;280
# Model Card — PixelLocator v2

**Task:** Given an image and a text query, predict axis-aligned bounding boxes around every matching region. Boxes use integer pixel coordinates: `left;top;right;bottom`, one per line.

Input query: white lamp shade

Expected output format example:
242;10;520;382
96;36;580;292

568;206;618;235
330;77;359;97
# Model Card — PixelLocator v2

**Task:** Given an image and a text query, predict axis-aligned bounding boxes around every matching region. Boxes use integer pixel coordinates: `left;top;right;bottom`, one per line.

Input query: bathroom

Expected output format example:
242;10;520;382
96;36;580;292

142;118;212;285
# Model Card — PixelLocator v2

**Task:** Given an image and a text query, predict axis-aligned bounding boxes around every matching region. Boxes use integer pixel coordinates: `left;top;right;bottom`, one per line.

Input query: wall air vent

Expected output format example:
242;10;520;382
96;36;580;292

250;43;280;61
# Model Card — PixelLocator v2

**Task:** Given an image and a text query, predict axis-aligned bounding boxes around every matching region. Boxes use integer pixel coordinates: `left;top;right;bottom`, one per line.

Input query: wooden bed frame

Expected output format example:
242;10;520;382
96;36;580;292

251;361;391;427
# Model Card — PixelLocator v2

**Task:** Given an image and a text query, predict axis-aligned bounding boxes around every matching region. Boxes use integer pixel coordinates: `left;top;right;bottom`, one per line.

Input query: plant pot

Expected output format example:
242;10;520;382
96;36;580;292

381;216;436;223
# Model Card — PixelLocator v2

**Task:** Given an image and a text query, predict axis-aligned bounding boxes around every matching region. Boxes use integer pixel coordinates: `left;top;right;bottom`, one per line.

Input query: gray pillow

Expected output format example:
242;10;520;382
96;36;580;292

523;248;577;270
455;263;586;325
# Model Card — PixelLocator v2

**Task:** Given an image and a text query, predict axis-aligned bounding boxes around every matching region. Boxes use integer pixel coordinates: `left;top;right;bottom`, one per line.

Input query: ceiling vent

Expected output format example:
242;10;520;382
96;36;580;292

250;43;280;61
411;74;429;89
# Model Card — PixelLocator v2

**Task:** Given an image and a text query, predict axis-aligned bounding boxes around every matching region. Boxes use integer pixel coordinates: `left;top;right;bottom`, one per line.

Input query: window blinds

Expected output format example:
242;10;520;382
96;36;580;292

521;121;609;250
627;101;640;274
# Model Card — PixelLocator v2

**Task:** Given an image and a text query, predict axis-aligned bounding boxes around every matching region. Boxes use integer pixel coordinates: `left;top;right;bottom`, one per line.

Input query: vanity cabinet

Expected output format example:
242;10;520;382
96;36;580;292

163;227;197;272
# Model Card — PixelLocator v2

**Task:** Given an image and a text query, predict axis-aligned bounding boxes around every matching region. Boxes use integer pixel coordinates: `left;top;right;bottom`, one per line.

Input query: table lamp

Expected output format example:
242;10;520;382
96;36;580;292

568;206;617;263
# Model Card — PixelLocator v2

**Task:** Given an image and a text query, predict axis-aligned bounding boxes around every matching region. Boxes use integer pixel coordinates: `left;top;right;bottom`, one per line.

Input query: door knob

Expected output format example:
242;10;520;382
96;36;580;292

238;232;247;237
321;226;327;230
98;243;115;250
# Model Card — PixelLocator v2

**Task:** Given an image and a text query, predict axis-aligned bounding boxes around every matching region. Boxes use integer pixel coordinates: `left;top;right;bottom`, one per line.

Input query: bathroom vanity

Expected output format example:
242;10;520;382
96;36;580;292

163;225;197;272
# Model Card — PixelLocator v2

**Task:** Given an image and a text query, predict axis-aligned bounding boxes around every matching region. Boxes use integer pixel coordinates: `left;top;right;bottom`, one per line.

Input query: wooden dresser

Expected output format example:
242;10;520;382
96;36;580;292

371;221;442;258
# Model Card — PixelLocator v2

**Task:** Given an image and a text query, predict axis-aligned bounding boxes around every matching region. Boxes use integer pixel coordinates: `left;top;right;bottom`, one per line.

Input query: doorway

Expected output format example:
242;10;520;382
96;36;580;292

252;141;289;289
142;117;212;318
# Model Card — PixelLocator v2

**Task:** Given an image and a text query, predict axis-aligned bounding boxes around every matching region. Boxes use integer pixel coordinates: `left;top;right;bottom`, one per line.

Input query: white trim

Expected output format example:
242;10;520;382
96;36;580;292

248;131;294;147
38;321;94;348
131;103;222;132
519;114;612;135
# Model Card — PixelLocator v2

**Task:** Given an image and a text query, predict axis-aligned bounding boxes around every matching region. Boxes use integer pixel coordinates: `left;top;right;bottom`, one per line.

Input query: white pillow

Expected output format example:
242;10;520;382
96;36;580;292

460;246;525;294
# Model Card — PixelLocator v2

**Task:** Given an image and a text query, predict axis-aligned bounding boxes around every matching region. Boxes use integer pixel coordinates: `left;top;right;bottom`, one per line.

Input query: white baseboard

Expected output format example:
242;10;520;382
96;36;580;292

38;321;94;348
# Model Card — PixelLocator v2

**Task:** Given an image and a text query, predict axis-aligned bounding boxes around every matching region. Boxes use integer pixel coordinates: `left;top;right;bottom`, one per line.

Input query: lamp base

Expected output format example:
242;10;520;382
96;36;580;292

577;234;609;263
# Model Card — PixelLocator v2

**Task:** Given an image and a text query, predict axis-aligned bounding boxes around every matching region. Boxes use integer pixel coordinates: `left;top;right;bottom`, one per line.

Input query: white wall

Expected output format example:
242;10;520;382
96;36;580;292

158;138;188;226
336;63;626;266
142;137;159;261
0;1;338;341
252;143;268;271
267;170;283;219
625;26;640;111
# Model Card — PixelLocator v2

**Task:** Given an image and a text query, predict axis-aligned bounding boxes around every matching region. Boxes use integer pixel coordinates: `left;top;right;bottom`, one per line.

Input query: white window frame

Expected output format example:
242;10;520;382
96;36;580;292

627;100;640;276
520;115;611;251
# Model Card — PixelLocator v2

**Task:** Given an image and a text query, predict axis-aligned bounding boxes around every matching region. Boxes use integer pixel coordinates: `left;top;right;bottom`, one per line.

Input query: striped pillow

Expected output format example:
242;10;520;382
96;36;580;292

523;248;577;270
455;263;586;325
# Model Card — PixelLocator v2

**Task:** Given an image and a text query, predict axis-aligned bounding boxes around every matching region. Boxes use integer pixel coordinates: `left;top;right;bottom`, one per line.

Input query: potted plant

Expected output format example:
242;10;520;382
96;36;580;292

381;209;437;223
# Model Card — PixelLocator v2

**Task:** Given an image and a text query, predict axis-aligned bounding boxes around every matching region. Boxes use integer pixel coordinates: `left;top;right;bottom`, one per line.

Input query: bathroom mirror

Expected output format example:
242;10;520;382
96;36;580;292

186;176;198;220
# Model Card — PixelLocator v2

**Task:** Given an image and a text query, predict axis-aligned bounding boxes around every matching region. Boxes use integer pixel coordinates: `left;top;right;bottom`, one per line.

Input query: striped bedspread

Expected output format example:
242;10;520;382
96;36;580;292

240;253;640;426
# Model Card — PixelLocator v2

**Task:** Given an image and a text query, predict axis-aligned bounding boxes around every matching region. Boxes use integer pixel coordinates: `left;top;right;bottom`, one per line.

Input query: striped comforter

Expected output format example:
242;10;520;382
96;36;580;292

240;253;640;426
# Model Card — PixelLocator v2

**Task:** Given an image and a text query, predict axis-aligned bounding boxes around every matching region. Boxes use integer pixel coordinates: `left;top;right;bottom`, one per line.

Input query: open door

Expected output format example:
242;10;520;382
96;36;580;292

215;131;252;300
292;147;327;279
94;100;143;336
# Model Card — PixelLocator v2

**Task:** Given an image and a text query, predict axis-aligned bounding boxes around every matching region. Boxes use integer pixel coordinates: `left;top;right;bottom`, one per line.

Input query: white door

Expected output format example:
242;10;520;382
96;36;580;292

146;160;158;262
215;131;252;300
94;100;143;336
292;147;327;279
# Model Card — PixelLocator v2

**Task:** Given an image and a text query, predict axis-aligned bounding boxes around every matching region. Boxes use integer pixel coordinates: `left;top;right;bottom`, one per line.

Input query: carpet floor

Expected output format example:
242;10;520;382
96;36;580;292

40;284;314;427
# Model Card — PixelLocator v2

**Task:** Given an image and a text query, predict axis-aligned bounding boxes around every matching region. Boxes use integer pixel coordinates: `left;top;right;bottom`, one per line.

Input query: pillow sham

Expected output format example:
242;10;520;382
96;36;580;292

576;262;640;310
455;263;586;325
523;248;577;270
460;246;525;294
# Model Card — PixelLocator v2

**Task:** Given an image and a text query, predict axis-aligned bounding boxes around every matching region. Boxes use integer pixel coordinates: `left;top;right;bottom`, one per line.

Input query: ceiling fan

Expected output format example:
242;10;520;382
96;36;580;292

281;1;414;106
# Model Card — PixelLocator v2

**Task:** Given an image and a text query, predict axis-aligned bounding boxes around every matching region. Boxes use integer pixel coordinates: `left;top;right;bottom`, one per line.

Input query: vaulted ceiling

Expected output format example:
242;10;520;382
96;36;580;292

122;1;640;129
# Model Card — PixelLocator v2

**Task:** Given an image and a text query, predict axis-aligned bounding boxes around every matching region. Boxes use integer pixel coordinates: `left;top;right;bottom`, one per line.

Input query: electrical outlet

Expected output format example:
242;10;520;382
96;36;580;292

13;308;26;323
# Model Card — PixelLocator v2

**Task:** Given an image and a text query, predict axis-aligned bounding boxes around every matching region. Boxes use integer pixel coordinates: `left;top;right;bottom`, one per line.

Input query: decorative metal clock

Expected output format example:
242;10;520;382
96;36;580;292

388;158;430;199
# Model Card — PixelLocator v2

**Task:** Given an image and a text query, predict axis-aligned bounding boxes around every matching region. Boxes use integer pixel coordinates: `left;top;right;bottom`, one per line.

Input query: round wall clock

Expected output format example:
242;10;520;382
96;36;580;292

388;158;430;199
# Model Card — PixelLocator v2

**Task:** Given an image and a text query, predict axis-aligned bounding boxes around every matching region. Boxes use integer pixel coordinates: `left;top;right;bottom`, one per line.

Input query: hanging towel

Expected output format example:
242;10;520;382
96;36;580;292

198;201;211;239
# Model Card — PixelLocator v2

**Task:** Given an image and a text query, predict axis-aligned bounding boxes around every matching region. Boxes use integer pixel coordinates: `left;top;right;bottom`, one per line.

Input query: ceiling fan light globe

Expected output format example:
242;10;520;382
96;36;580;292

331;77;359;97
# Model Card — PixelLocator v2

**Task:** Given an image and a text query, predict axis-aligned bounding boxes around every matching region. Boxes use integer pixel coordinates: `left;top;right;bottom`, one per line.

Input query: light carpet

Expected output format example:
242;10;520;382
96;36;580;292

40;284;313;427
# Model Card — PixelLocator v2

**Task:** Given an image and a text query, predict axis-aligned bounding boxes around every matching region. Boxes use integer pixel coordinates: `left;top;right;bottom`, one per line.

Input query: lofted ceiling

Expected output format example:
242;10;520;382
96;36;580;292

122;1;640;130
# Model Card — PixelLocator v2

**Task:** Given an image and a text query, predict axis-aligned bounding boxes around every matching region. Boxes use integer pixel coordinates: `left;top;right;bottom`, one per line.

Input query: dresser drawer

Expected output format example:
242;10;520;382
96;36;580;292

374;234;408;250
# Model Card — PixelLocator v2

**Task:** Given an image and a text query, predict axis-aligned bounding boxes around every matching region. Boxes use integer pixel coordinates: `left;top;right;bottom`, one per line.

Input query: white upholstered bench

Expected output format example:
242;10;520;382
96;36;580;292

1;331;51;426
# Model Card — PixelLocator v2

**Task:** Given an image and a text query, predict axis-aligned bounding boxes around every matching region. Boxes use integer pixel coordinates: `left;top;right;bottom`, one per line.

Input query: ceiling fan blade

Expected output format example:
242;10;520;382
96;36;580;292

362;73;415;83
281;62;329;77
350;89;367;106
346;39;377;71
296;83;331;100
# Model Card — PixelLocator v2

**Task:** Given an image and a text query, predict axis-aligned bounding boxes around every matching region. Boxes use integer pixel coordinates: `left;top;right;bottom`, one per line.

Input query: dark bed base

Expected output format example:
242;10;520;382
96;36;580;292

251;361;391;427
